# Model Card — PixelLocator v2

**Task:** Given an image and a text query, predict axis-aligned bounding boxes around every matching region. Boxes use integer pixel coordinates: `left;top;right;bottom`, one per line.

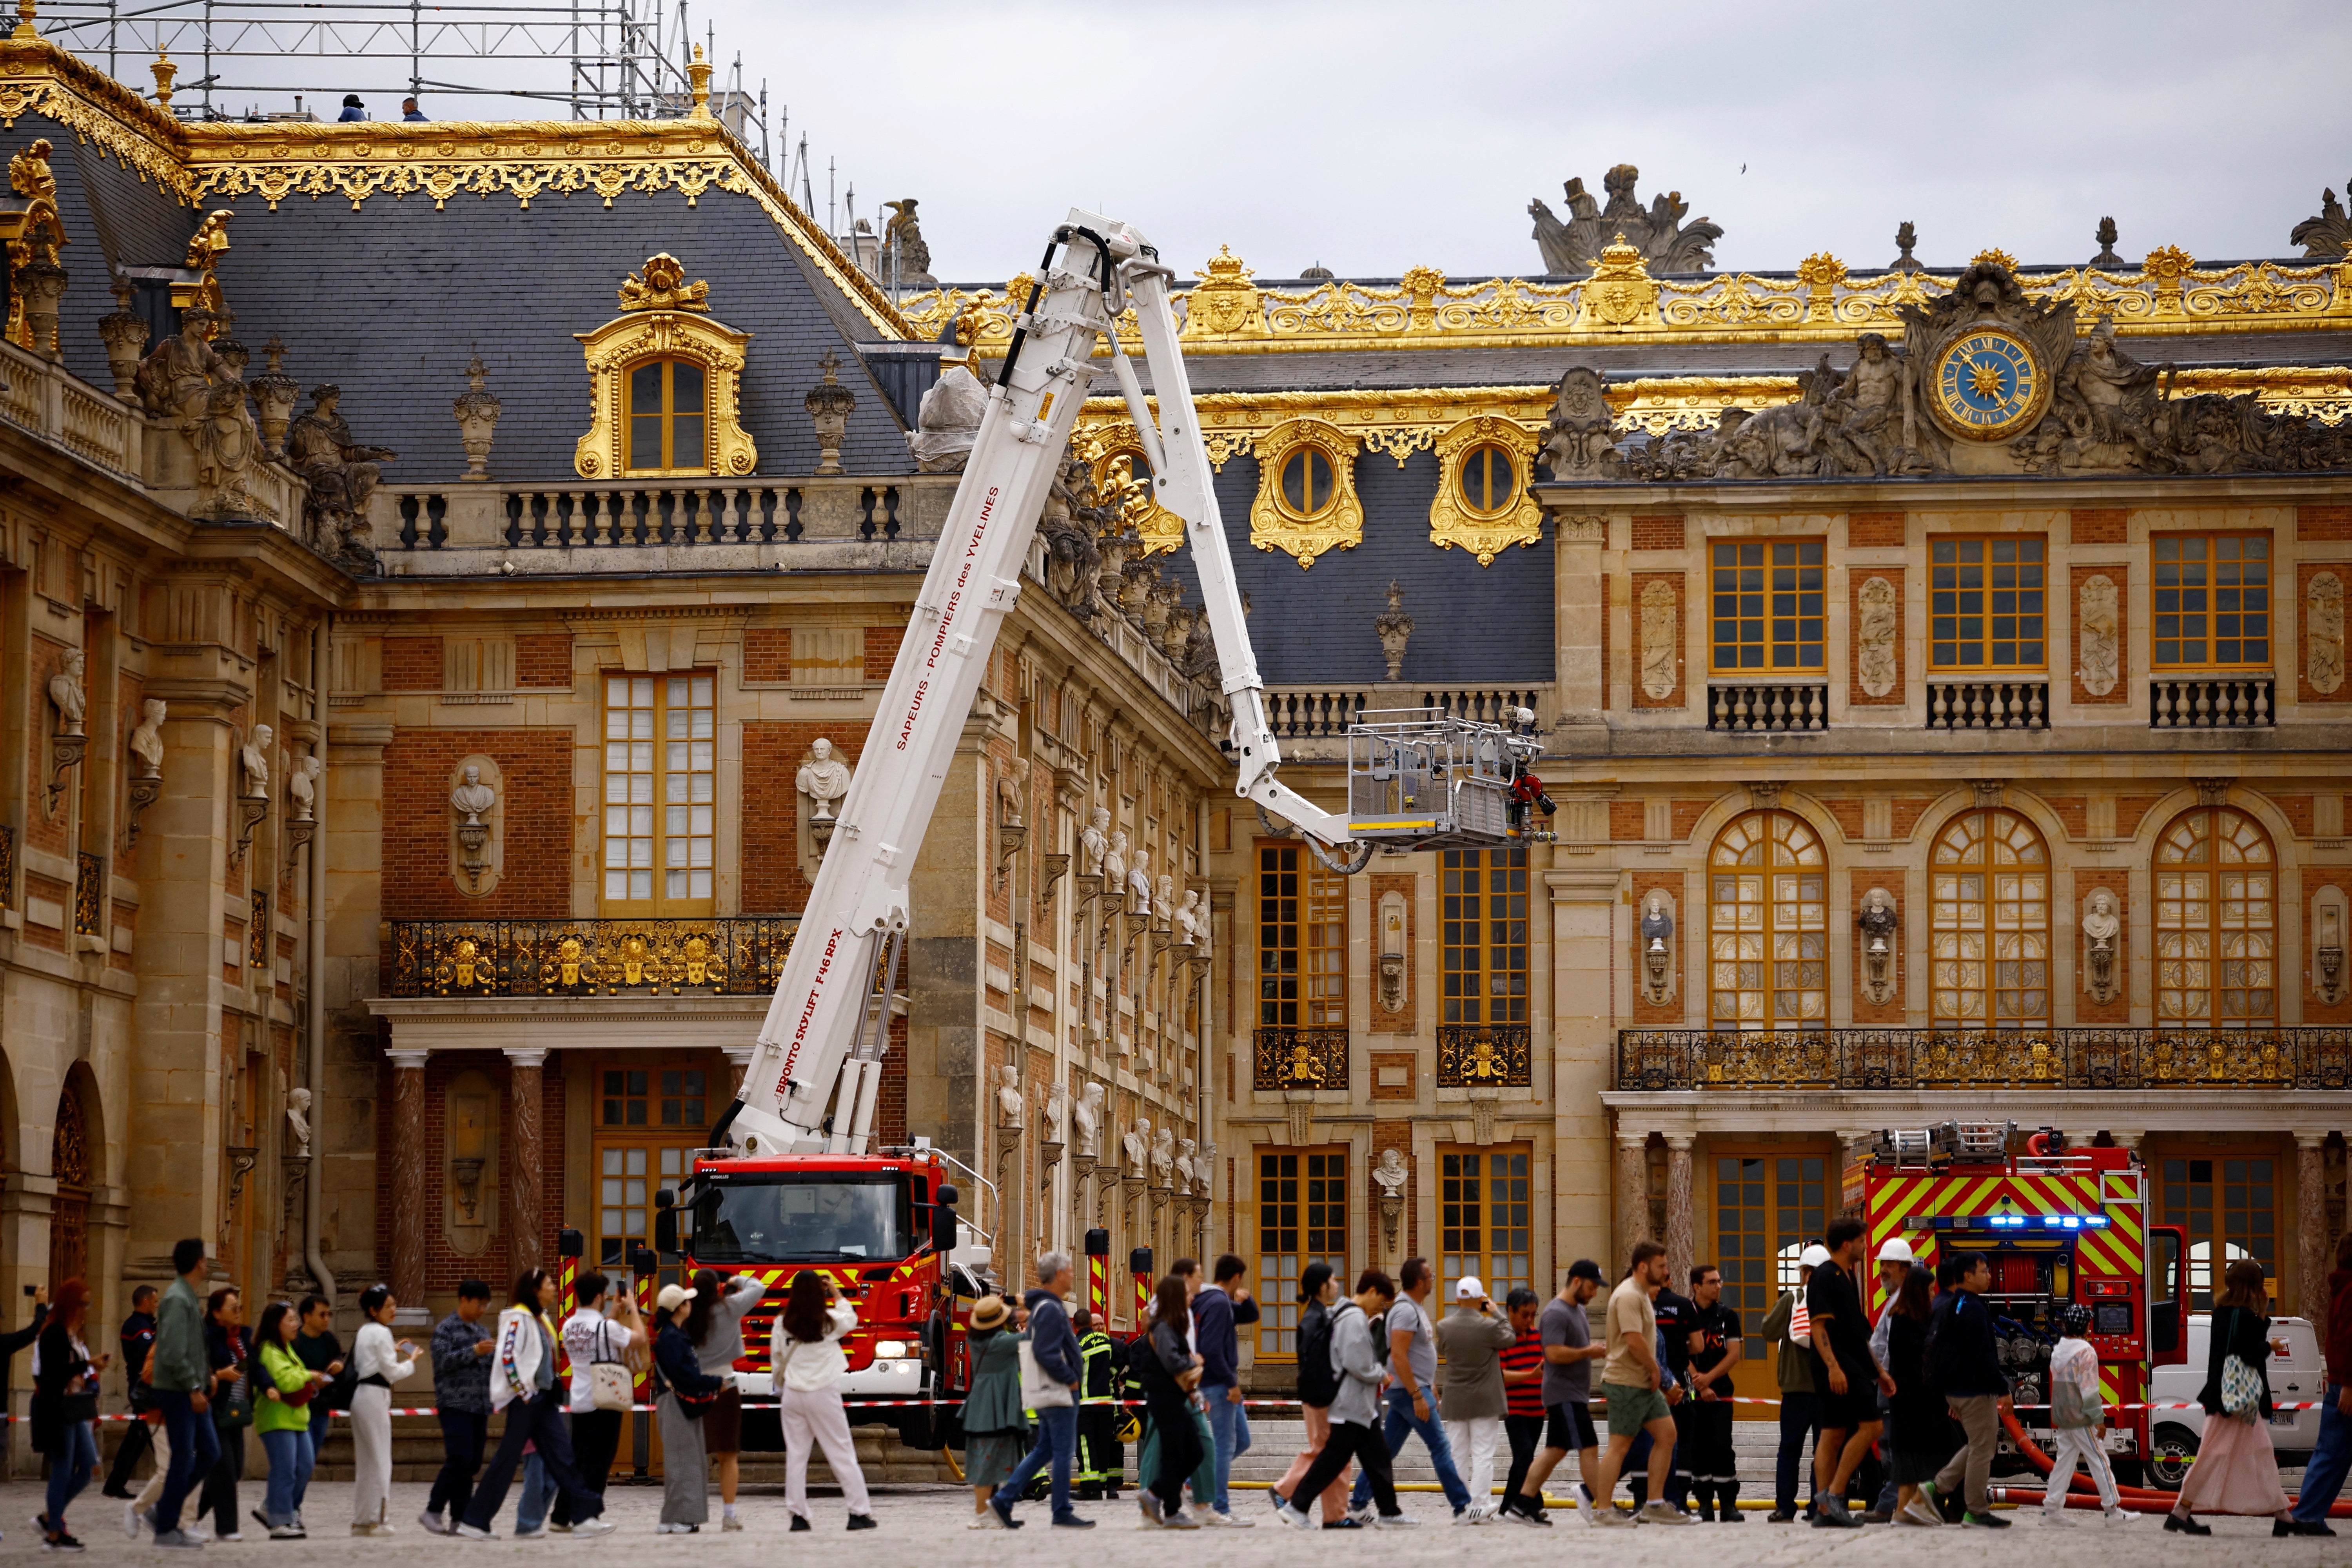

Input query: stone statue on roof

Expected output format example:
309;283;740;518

1530;165;1720;279
2292;181;2351;261
909;357;987;472
290;384;396;568
880;200;936;287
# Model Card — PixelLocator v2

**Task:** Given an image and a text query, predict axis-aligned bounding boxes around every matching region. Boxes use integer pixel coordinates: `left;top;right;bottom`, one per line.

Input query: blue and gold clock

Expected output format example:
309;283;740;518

1929;327;2047;441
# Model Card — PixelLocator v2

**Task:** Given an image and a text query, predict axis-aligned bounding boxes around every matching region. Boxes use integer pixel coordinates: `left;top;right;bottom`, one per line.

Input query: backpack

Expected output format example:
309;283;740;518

1366;1309;1390;1367
1296;1304;1338;1407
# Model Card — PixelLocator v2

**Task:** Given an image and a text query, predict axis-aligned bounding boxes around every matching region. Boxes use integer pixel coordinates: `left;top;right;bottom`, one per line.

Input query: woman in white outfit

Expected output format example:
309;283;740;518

773;1270;875;1531
349;1284;419;1534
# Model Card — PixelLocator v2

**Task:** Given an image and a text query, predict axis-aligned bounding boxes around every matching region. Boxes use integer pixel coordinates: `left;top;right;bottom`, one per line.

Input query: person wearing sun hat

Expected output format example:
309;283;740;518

963;1294;1029;1527
651;1283;724;1534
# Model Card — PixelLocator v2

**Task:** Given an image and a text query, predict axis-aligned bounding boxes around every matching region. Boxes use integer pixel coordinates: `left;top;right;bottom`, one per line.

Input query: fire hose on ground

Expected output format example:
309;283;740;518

1991;1403;2352;1518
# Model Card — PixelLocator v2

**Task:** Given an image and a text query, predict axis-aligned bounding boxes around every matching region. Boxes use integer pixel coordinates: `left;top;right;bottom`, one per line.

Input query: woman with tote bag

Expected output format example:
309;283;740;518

2169;1258;2294;1534
961;1296;1027;1526
652;1283;725;1534
773;1270;877;1532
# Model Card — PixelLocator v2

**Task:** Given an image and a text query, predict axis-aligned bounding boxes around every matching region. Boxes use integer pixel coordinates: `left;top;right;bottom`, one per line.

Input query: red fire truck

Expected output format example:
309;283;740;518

1860;1123;2189;1485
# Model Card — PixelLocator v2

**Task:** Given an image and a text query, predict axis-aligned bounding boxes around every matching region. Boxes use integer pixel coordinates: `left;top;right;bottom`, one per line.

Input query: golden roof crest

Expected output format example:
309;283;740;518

618;252;711;312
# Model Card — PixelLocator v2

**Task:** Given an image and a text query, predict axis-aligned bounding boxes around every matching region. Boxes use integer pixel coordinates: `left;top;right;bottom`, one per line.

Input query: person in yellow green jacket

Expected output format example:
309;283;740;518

251;1302;327;1538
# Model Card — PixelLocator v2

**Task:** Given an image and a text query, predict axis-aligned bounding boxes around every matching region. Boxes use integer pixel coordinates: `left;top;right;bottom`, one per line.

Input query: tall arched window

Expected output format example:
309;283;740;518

48;1083;91;1286
2154;806;2276;1026
1929;808;2051;1028
1709;810;1828;1029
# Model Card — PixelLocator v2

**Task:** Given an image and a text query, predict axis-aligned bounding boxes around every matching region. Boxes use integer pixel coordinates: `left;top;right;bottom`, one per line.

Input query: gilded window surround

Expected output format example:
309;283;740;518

1249;418;1363;571
573;256;756;481
1428;416;1543;566
905;245;2352;359
0;33;909;337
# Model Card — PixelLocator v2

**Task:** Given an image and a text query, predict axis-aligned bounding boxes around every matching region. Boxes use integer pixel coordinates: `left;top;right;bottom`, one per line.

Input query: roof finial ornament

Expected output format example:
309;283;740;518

2091;216;2123;268
686;43;713;120
1890;220;1921;274
13;0;36;43
151;51;175;108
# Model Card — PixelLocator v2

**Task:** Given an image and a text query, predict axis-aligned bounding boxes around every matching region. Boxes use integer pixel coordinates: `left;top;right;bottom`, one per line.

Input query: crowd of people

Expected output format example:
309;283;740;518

6;1225;2348;1541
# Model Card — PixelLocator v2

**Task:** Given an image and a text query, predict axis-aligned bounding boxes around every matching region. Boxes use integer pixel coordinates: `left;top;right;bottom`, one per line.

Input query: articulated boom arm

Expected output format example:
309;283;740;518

717;209;1347;1157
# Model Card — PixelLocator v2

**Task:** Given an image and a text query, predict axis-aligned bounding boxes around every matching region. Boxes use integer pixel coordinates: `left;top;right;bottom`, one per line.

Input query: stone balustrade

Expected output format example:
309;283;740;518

1260;685;1553;740
1927;679;2049;731
1708;680;1830;732
2149;676;2276;728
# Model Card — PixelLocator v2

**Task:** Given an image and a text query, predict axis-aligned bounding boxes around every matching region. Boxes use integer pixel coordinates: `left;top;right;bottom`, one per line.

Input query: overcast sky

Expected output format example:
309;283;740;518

699;0;2352;283
64;0;2351;283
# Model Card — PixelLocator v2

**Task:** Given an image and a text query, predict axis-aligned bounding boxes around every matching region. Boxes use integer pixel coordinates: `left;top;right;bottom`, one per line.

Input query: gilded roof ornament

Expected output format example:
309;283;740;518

13;0;35;43
1184;245;1266;339
1572;235;1660;332
184;207;232;270
7;135;53;199
1971;247;2019;273
150;51;174;108
617;252;710;313
686;44;713;121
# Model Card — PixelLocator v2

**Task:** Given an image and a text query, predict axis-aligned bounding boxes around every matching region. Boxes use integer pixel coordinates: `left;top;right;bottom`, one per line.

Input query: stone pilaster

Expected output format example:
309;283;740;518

325;722;394;1296
507;1047;547;1280
1553;514;1606;725
387;1048;429;1314
1614;1131;1650;1271
1665;1135;1695;1278
2298;1131;2330;1318
1549;867;1621;1273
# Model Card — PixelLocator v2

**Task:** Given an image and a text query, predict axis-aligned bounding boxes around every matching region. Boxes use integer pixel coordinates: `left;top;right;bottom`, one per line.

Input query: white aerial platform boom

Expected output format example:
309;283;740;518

712;211;1547;1158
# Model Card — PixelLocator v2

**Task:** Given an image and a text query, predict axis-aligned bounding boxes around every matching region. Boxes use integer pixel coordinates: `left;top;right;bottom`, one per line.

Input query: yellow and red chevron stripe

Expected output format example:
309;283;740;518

1867;1166;2147;1309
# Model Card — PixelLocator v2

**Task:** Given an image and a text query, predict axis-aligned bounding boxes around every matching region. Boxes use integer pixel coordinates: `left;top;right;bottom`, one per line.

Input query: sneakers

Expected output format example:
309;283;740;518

1766;1509;1796;1523
1049;1516;1096;1529
42;1534;86;1552
124;1506;145;1542
417;1512;450;1537
988;1496;1018;1531
2038;1510;2076;1528
512;1523;547;1540
1639;1501;1698;1526
1370;1512;1421;1528
267;1524;306;1541
847;1515;877;1532
1159;1510;1202;1530
1962;1511;2012;1529
151;1530;204;1550
1587;1503;1633;1528
349;1524;388;1538
1508;1497;1552;1527
721;1513;745;1532
1203;1510;1252;1527
1346;1503;1377;1526
1900;1498;1945;1528
452;1523;497;1541
1273;1501;1315;1533
2104;1509;2141;1528
1813;1497;1862;1529
1135;1494;1162;1528
654;1522;700;1535
568;1519;617;1539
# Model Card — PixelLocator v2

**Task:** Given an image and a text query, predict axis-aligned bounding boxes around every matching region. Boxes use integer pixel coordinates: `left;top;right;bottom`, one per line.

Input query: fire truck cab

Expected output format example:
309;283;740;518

1860;1122;2189;1485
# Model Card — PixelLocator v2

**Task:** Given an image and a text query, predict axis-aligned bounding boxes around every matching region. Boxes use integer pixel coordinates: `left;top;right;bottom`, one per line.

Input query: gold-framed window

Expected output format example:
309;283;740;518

1441;846;1528;1025
1258;844;1346;1027
601;671;716;912
1708;809;1827;1028
1929;536;2046;669
624;357;710;474
2153;806;2276;1026
1437;1145;1533;1304
2153;534;2270;668
1455;442;1521;518
1928;808;2051;1027
1277;446;1339;520
1254;1147;1348;1360
1710;540;1825;672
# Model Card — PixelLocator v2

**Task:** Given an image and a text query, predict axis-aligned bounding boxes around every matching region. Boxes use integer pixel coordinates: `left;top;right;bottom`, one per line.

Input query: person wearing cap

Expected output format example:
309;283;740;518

336;94;366;122
1509;1259;1606;1525
1434;1275;1516;1523
1762;1244;1827;1521
1347;1258;1470;1521
962;1295;1029;1527
456;1271;614;1540
649;1282;724;1535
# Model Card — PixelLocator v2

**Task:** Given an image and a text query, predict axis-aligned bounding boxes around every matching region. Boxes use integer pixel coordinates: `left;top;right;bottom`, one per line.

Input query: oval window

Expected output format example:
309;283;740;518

1458;442;1519;517
1278;446;1336;519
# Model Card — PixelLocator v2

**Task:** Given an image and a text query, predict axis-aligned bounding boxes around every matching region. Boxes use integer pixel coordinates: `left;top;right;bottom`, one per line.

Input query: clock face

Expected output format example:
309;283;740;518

1931;328;2046;441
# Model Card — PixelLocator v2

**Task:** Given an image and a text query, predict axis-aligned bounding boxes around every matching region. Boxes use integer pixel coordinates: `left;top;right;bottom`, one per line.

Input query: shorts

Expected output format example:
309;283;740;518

1603;1383;1670;1438
1544;1399;1597;1452
702;1382;742;1454
1817;1382;1878;1435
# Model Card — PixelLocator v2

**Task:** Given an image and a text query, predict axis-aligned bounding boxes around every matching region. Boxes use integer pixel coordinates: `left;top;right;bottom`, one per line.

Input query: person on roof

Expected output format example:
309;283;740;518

338;95;366;122
401;97;427;122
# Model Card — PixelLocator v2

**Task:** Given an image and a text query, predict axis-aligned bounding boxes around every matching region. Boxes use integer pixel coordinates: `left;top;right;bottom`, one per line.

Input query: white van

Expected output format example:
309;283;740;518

2143;1312;2324;1490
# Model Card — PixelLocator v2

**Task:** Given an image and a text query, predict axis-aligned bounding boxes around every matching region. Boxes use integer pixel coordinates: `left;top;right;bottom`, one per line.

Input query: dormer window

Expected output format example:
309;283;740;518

626;358;709;474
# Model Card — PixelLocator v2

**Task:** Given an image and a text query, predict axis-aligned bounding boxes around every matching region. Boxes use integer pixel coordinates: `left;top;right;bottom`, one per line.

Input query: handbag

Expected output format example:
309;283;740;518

2221;1353;2264;1422
60;1390;98;1425
1019;1339;1075;1409
588;1323;633;1414
215;1374;254;1430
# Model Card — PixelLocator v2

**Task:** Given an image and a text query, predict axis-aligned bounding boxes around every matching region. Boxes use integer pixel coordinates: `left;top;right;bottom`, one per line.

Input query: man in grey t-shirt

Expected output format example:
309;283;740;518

1347;1257;1473;1518
1509;1259;1609;1526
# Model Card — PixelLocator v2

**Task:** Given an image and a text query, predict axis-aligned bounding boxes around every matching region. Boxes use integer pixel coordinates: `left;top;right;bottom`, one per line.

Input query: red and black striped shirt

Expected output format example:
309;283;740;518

1501;1328;1545;1418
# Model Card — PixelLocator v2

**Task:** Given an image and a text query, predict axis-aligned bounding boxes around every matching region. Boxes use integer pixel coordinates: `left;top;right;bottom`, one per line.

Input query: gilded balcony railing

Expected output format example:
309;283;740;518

1437;1023;1533;1088
1254;1026;1349;1091
1613;1028;2352;1092
385;916;800;999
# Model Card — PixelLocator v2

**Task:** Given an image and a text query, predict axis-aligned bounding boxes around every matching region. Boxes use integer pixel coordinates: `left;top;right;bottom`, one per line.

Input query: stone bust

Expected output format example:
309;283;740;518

1127;844;1154;913
1073;1081;1104;1158
796;738;852;820
994;1063;1022;1129
2083;891;2120;946
1154;874;1176;925
289;754;323;820
1080;806;1111;877
1124;1117;1150;1174
449;763;497;825
285;1087;312;1158
1151;1126;1176;1183
48;648;86;732
1176;889;1205;946
1641;891;1674;951
128;697;167;777
239;724;272;797
1858;889;1898;949
1372;1147;1409;1197
1103;829;1129;889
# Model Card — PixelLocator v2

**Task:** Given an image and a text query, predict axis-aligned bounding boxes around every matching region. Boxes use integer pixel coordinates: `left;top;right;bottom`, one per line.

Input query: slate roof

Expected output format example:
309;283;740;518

0;118;916;485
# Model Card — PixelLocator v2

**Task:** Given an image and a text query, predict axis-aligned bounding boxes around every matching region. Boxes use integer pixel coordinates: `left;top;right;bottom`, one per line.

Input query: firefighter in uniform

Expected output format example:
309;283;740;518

1074;1308;1125;1499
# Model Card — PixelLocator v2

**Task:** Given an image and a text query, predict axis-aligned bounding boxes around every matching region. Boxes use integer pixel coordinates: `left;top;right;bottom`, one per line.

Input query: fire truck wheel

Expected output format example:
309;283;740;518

2144;1423;2197;1492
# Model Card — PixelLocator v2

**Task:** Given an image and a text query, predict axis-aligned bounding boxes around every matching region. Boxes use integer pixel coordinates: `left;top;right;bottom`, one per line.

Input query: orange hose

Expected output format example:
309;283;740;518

1998;1403;2352;1517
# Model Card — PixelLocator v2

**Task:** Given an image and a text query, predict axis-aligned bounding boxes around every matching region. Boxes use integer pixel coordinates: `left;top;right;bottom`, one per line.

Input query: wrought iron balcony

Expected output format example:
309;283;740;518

1437;1023;1533;1087
1614;1028;2352;1092
1254;1026;1349;1091
385;916;799;999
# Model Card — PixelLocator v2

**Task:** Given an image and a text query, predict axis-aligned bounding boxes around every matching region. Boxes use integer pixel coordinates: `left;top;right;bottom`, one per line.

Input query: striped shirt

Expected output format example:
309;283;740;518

1501;1329;1545;1418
